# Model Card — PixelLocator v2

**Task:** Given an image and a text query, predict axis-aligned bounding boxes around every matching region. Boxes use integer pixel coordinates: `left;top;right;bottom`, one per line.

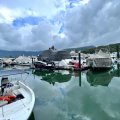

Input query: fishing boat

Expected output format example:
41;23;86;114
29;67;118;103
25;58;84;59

33;60;55;70
0;69;35;120
35;46;72;70
86;48;112;70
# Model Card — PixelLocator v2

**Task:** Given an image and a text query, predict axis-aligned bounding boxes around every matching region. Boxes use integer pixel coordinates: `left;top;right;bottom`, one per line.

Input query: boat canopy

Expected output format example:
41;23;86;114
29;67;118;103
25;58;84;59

38;49;71;61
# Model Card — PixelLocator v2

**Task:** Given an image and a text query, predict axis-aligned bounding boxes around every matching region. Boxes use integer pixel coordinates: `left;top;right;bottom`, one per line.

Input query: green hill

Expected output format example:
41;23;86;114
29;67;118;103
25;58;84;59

82;43;120;54
64;45;95;52
0;43;119;58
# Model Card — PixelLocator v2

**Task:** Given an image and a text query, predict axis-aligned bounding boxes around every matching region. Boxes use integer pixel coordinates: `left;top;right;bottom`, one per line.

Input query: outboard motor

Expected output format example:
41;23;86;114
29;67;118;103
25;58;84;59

1;77;13;96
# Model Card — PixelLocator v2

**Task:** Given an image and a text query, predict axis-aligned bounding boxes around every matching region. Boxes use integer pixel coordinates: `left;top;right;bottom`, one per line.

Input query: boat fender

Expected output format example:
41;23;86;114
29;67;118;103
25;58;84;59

0;96;11;103
8;95;16;100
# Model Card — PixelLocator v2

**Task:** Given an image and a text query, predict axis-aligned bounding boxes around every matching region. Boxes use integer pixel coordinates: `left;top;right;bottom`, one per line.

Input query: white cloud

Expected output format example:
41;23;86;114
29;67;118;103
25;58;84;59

0;23;22;50
0;0;120;51
0;21;65;50
0;0;67;20
0;6;14;23
64;0;120;47
0;5;42;24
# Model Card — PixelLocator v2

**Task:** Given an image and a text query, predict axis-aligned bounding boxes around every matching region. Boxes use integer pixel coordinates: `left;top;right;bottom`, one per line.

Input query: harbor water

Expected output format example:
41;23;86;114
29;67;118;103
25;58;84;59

1;64;120;120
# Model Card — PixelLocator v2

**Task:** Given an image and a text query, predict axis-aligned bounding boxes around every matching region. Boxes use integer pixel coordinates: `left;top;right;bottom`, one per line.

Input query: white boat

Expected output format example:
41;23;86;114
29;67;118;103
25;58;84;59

0;70;35;120
86;49;112;69
116;59;120;64
0;60;3;68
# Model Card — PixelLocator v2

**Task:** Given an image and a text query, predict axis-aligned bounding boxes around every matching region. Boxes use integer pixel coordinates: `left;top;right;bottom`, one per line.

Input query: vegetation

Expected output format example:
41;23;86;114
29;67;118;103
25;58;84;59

64;46;95;52
64;43;120;54
0;43;120;57
82;43;120;54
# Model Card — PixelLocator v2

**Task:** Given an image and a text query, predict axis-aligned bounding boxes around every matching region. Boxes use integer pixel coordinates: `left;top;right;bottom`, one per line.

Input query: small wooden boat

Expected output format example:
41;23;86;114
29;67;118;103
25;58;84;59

0;70;35;120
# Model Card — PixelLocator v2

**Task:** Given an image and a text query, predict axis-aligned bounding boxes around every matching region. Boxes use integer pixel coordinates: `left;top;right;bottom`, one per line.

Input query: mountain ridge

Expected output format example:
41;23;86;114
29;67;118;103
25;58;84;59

0;43;119;57
0;45;95;58
0;50;41;58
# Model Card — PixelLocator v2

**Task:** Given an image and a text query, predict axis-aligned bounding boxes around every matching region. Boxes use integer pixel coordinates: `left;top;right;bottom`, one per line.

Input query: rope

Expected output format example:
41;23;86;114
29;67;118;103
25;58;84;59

23;72;29;85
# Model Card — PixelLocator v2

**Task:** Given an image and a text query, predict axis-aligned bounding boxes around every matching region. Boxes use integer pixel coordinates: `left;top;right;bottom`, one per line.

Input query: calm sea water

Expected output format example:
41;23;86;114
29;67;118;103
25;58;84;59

1;64;120;120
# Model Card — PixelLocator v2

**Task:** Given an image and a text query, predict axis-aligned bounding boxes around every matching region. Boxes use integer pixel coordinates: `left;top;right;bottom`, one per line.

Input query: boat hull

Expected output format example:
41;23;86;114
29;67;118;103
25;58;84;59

0;81;35;120
33;61;55;70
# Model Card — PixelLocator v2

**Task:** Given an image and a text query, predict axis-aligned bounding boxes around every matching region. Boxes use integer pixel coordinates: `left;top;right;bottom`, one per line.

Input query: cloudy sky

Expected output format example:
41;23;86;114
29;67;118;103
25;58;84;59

0;0;120;51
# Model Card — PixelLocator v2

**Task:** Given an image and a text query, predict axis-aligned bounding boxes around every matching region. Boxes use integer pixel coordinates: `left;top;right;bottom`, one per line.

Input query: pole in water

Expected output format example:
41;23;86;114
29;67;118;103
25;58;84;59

32;57;33;63
79;71;81;87
117;64;120;70
117;45;119;59
78;52;81;69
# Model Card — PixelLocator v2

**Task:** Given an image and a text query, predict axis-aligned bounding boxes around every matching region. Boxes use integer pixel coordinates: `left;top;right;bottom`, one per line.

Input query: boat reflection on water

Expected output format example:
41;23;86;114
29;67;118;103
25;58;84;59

86;70;113;86
86;64;120;86
113;64;120;77
72;71;82;87
32;64;120;87
33;70;72;85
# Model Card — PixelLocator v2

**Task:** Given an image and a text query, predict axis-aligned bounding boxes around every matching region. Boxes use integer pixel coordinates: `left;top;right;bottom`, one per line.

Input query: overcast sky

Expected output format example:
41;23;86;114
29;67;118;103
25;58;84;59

0;0;120;51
